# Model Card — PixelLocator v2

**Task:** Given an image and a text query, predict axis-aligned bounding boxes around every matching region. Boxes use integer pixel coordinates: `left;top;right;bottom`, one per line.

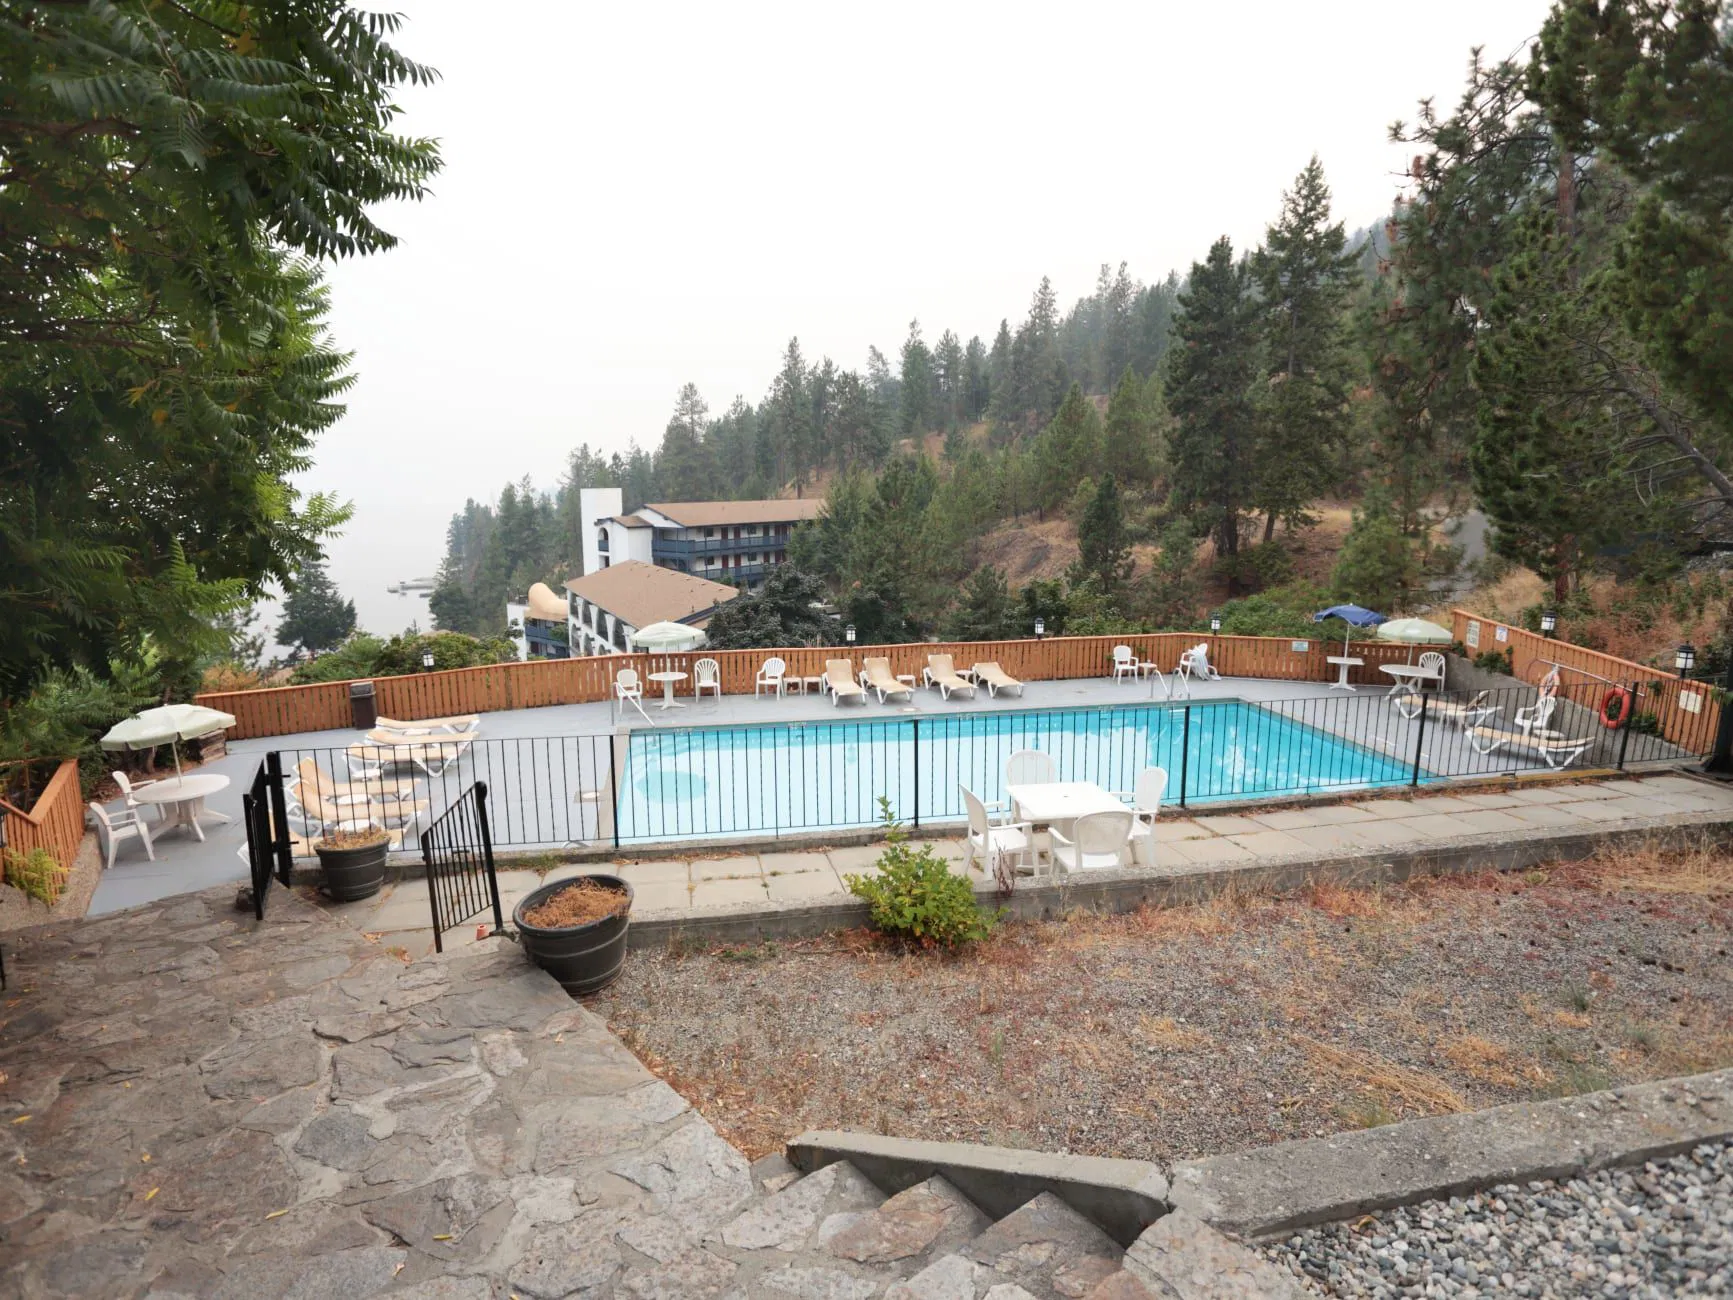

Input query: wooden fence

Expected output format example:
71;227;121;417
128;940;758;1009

0;759;86;876
1451;609;1719;756
197;632;1423;740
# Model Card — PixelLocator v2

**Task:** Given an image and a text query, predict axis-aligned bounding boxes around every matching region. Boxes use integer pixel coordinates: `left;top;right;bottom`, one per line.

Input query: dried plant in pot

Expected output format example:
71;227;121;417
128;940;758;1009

513;874;634;997
313;827;391;902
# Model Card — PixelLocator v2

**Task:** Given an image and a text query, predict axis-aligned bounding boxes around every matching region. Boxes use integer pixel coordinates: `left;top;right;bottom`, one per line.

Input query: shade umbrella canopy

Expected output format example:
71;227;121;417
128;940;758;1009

627;621;707;651
1312;604;1387;653
101;703;236;777
1374;617;1454;645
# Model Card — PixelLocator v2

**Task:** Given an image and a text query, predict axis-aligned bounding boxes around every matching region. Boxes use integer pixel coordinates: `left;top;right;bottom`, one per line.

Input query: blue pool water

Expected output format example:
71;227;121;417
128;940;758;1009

613;700;1418;843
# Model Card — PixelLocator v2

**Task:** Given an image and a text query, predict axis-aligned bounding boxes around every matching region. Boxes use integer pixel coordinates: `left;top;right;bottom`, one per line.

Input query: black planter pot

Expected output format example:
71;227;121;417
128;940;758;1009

315;839;389;902
513;875;634;997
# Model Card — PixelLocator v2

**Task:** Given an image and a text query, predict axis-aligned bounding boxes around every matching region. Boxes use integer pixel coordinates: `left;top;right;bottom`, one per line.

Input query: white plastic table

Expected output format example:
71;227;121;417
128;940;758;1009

131;773;232;841
1380;664;1442;701
647;670;687;710
1005;781;1124;837
1326;655;1364;691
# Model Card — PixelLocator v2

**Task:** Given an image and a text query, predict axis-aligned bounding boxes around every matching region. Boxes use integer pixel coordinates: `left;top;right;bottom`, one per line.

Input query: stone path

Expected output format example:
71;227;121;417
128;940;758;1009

317;773;1733;959
0;885;1296;1298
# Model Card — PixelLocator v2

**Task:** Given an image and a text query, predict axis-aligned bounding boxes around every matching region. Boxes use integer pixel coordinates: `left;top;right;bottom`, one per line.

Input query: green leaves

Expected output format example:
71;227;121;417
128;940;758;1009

845;800;998;949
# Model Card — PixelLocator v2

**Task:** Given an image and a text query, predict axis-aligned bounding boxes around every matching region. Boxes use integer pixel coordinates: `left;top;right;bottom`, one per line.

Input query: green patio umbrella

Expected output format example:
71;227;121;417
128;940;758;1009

100;703;236;777
1375;616;1454;663
627;621;707;652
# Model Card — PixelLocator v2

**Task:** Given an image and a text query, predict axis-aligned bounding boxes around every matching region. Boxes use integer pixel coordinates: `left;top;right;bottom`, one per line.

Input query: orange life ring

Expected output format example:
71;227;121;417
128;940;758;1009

1600;686;1632;730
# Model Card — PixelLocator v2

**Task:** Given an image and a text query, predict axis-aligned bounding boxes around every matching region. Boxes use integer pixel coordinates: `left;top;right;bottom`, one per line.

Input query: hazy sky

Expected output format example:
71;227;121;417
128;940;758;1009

293;0;1552;645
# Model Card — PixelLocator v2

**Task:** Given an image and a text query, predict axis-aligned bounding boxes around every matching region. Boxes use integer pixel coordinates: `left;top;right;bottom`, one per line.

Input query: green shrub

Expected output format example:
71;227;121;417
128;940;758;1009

845;800;998;948
4;846;68;907
1215;582;1329;638
1472;647;1515;677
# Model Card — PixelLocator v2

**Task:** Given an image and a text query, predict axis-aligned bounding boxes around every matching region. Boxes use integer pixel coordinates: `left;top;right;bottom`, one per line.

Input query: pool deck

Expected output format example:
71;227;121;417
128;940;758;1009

88;671;1679;917
314;771;1733;960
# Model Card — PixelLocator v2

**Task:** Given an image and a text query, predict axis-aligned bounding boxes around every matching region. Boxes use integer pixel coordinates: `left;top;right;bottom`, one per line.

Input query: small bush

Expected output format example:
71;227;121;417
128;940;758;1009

845;799;998;948
1472;647;1515;677
4;846;68;907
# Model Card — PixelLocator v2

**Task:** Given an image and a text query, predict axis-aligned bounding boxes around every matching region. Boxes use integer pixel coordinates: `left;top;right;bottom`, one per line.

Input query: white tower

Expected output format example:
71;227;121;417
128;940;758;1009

579;487;623;577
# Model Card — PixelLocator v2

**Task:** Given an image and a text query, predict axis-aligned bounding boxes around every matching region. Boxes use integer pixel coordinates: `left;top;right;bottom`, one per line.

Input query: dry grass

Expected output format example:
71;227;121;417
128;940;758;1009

1441;1034;1543;1088
1591;842;1733;897
1297;1037;1468;1117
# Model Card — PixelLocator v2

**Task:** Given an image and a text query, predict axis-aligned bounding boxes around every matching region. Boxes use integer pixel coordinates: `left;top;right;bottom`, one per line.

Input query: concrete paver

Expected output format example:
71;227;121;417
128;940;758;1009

1247;809;1327;832
1345;800;1422;820
766;868;850;903
692;875;770;906
627;879;694;912
1284;825;1379;855
1167;837;1256;865
1223;829;1312;858
1154;820;1214;842
1500;804;1591;829
616;858;694;885
827;845;886;875
1193;815;1263;835
692;854;764;881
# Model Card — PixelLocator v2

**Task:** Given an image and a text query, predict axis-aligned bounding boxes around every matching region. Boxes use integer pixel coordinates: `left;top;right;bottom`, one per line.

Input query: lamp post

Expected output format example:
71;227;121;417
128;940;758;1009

421;649;436;672
1677;644;1696;679
844;624;856;646
1034;617;1045;640
1210;616;1221;634
1540;611;1557;638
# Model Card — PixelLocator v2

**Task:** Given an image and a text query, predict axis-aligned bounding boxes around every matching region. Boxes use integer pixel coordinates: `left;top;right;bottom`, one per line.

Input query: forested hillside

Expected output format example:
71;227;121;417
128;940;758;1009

433;1;1733;658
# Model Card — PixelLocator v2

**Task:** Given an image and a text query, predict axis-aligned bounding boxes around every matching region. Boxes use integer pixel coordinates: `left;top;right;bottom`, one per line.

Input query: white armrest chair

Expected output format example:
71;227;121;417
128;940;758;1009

1048;810;1134;874
693;658;722;700
1111;644;1139;683
89;801;155;869
614;668;651;722
1112;767;1167;867
1004;748;1056;788
961;787;1033;878
756;656;787;697
1417;650;1446;689
112;770;162;823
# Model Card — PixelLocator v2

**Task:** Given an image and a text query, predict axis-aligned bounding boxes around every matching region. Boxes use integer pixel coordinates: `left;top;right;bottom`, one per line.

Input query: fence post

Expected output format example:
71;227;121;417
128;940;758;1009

265;751;292;886
475;782;504;934
1617;682;1635;770
608;740;621;850
1410;688;1429;787
1179;705;1190;809
911;718;921;829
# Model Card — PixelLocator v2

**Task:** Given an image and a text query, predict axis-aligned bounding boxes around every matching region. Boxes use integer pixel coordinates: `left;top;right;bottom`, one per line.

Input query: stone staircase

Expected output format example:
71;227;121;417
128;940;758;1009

676;1149;1293;1298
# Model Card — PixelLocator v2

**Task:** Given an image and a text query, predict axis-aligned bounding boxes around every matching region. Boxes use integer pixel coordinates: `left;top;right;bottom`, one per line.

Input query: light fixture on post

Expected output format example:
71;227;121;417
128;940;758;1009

1210;615;1222;635
1676;644;1696;679
1540;610;1557;638
1034;617;1045;640
421;649;436;672
844;624;856;645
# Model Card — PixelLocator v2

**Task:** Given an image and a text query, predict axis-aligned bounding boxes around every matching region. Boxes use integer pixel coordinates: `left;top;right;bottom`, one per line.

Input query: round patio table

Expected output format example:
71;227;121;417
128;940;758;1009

647;670;687;710
131;773;232;842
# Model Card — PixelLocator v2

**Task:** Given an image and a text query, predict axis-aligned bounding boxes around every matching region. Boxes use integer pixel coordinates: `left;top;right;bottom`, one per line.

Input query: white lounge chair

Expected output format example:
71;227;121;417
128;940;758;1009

961;786;1034;878
924;654;977;700
1049;809;1135;873
90;801;154;869
1400;690;1499;727
693;658;722;700
375;714;481;734
756;656;787;698
1515;692;1559;737
825;659;867;707
1467;724;1594;770
971;662;1024;697
346;736;470;777
1113;767;1167;867
860;657;913;703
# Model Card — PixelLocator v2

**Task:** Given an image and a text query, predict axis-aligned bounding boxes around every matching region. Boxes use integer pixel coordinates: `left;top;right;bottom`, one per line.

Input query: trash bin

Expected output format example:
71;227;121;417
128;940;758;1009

349;680;378;730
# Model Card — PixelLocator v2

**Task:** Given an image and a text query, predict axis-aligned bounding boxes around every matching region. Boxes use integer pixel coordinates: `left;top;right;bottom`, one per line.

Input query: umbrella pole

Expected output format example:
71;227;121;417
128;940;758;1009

173;740;184;778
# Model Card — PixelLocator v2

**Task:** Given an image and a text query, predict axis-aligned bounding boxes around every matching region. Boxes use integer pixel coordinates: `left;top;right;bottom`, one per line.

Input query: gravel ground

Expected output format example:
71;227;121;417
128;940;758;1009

1266;1140;1733;1297
594;843;1732;1162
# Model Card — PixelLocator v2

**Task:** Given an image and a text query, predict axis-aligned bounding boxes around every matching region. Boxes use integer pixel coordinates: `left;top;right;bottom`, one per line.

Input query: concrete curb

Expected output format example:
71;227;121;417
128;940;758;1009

619;811;1733;950
786;1130;1169;1249
1167;1068;1733;1240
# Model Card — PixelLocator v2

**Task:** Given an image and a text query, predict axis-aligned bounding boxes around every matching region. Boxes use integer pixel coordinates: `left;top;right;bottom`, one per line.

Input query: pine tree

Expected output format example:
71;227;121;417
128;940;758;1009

899;321;934;434
1329;490;1418;613
947;566;1015;640
1104;366;1156;486
1251;156;1357;539
963;336;990;422
1166;238;1261;583
657;383;715;499
1033;384;1104;511
933;329;964;428
278;559;357;653
1078;474;1134;593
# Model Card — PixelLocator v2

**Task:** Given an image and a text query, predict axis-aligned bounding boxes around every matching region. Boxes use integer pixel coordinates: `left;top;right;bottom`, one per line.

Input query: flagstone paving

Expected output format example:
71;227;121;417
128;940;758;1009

314;773;1733;961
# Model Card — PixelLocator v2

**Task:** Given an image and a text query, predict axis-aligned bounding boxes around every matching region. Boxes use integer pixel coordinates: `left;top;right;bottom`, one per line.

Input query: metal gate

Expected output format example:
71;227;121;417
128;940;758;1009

421;781;506;953
240;753;293;919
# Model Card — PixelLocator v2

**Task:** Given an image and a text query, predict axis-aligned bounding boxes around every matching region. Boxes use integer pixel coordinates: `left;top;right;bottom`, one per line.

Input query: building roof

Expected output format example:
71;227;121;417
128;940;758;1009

562;561;738;629
607;514;652;528
642;498;825;528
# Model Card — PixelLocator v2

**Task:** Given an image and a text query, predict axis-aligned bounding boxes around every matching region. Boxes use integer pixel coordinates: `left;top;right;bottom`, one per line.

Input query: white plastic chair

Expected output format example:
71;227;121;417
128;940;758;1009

960;786;1033;878
1417;650;1446;688
1114;767;1167;867
1005;749;1056;789
614;668;651;722
1178;643;1221;684
1111;645;1139;683
756;656;787;697
693;658;722;699
89;801;155;869
1515;692;1558;737
112;770;162;822
1048;809;1134;874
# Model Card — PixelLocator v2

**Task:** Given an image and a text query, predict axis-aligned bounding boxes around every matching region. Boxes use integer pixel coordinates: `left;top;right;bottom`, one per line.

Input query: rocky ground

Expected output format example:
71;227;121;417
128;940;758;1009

1264;1140;1732;1297
595;842;1733;1162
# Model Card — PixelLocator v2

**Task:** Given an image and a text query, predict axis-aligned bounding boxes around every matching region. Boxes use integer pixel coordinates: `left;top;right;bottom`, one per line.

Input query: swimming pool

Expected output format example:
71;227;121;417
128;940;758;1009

613;699;1421;843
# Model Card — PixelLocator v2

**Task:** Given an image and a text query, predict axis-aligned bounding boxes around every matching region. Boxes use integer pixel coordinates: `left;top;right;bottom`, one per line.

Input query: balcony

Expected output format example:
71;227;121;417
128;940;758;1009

652;532;790;558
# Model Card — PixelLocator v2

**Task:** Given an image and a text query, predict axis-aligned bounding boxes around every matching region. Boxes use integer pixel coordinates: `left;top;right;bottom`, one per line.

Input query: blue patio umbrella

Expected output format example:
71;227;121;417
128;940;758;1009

1313;603;1388;654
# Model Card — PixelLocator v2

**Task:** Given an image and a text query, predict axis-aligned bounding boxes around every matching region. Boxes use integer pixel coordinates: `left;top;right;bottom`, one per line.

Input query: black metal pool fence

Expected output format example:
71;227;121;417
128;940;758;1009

270;680;1702;852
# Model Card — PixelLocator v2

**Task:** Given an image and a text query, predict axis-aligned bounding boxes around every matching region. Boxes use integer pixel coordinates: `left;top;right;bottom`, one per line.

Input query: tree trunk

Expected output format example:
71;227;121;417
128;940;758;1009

1262;511;1277;543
